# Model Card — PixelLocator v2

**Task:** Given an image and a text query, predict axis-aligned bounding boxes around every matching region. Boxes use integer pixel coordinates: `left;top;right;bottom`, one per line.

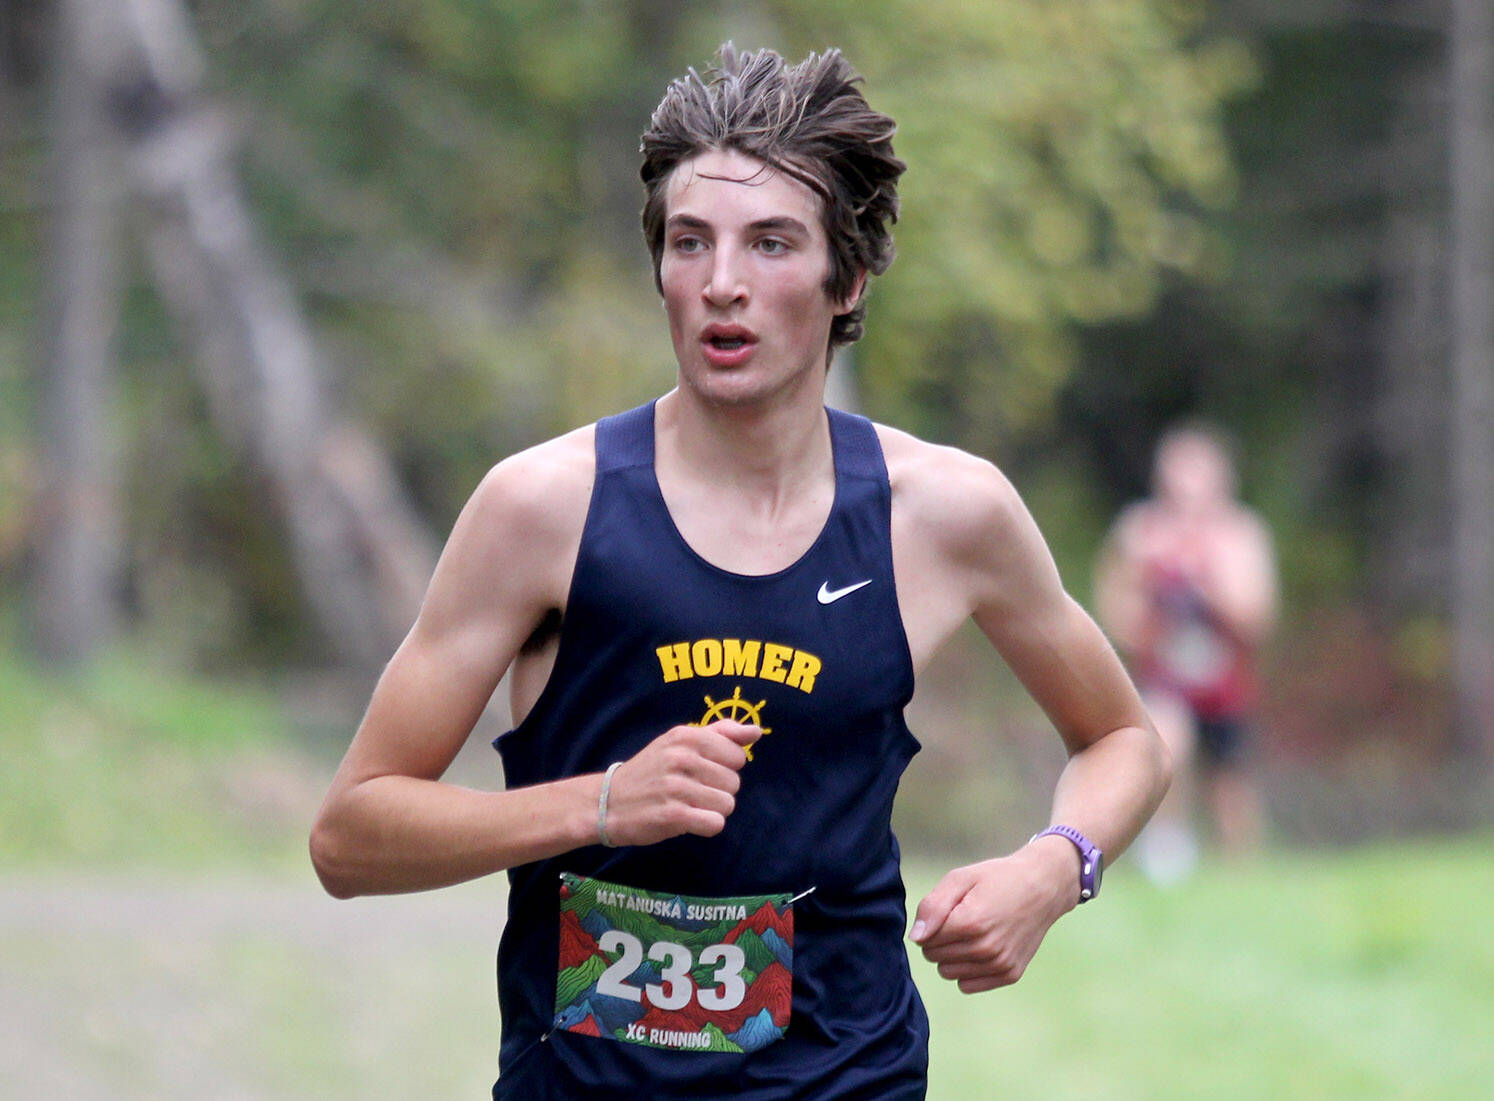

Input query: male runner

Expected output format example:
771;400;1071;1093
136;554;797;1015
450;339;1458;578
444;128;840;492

1097;423;1276;880
311;45;1169;1099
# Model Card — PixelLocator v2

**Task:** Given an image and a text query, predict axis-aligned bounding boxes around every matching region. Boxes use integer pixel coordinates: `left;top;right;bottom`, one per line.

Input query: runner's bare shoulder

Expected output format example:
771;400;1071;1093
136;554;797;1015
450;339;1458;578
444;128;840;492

471;426;595;537
874;423;1029;555
447;426;597;610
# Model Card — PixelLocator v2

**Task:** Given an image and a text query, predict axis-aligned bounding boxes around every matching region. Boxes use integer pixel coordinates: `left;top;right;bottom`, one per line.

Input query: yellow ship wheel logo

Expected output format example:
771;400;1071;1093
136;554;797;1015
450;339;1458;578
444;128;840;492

697;686;772;761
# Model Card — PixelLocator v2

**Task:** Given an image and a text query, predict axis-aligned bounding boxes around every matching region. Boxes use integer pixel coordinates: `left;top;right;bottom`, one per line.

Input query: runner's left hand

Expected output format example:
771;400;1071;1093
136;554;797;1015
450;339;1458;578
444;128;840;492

909;840;1078;993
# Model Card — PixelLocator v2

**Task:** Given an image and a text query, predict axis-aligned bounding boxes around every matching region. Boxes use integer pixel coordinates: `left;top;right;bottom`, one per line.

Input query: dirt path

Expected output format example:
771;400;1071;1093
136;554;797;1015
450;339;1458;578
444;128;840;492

0;871;512;1099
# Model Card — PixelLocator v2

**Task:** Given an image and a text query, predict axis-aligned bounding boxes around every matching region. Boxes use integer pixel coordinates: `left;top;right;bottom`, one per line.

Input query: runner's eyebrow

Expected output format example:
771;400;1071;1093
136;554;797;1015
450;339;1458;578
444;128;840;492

746;217;810;236
664;215;811;237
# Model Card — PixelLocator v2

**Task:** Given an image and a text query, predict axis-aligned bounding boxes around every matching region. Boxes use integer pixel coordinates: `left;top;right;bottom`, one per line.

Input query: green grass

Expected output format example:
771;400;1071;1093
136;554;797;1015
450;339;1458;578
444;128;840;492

910;842;1493;1099
0;642;321;871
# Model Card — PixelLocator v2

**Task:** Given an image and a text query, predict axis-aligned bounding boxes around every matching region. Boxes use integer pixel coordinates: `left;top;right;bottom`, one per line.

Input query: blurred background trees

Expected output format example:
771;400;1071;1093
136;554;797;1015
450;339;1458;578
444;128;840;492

1;0;1489;832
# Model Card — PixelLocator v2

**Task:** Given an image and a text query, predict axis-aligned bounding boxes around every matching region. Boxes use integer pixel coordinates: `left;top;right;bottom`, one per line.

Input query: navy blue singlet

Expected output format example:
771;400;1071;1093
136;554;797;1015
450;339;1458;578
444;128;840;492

492;400;929;1099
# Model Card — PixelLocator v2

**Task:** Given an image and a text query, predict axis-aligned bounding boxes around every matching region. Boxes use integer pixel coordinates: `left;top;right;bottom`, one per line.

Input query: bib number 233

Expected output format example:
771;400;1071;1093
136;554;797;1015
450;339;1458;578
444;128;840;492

554;872;794;1054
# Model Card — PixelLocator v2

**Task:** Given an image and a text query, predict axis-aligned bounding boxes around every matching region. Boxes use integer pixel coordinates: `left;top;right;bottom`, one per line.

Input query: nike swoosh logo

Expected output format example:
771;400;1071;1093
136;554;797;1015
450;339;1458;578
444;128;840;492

817;579;873;605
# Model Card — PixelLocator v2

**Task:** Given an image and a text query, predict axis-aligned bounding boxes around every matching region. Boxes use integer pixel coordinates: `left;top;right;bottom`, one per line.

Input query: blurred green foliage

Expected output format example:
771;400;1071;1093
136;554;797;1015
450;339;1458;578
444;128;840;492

196;0;1248;459
1057;16;1445;608
198;0;1247;653
774;0;1254;450
0;2;1458;694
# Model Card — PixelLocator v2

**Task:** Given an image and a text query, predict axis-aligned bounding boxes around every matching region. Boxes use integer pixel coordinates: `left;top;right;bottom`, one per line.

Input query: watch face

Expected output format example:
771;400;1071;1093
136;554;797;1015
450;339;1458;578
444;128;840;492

1090;850;1104;895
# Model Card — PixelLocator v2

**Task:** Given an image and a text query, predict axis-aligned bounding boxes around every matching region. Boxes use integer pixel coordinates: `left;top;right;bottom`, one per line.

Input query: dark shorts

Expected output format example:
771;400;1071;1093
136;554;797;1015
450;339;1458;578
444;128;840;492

1195;714;1251;769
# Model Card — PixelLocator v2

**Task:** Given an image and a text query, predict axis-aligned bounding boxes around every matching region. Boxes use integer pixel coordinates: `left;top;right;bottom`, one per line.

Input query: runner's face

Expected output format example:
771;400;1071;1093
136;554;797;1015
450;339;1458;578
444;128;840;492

659;149;855;407
1155;434;1234;509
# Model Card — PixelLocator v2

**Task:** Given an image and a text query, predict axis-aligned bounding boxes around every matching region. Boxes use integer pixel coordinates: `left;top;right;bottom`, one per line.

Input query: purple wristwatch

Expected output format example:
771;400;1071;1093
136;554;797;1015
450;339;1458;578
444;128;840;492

1030;825;1103;903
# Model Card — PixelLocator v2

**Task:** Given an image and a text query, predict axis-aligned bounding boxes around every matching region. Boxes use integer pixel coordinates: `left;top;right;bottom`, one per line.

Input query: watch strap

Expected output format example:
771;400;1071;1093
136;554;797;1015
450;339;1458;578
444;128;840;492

1030;825;1102;903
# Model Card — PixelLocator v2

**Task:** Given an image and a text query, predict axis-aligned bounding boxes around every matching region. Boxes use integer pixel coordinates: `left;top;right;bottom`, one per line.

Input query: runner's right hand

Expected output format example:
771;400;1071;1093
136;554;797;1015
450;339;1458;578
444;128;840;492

600;721;762;846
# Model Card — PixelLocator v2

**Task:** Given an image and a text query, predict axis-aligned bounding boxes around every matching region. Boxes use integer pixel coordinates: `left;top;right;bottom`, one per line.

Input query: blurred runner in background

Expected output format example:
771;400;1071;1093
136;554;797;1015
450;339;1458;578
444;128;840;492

1097;423;1277;881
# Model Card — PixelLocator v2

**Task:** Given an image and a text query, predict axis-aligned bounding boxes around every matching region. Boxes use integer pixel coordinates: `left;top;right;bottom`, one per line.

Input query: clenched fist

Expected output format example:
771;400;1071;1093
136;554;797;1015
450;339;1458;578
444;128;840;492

910;837;1079;993
600;721;763;847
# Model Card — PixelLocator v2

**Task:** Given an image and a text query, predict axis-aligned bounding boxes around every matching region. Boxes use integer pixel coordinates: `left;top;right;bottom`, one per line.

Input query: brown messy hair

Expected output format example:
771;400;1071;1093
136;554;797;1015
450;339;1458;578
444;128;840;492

640;44;905;351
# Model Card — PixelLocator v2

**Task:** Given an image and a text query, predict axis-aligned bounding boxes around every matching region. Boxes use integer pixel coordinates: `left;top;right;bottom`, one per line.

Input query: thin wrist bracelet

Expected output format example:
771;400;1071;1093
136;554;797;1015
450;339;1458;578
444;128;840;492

597;761;623;848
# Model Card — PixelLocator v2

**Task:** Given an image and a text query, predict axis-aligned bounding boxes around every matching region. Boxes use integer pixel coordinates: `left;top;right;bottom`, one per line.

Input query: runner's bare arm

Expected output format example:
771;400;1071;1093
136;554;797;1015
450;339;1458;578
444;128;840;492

891;444;1170;991
1201;510;1278;644
1092;505;1151;655
310;431;757;898
969;466;1169;870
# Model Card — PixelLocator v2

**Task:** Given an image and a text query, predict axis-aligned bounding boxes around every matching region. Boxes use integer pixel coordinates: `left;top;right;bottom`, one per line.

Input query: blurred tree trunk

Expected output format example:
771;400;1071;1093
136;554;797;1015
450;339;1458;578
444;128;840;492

33;0;124;664
825;349;862;413
1375;81;1447;625
1446;0;1494;767
41;0;437;671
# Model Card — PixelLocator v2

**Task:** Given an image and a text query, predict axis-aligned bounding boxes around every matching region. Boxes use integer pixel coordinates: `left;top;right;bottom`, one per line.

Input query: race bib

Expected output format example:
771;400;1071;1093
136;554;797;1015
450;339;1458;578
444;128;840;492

553;872;795;1054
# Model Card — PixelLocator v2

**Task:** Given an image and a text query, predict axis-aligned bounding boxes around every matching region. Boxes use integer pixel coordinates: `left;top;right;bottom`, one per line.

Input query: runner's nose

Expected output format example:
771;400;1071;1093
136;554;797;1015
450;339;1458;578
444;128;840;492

702;244;749;308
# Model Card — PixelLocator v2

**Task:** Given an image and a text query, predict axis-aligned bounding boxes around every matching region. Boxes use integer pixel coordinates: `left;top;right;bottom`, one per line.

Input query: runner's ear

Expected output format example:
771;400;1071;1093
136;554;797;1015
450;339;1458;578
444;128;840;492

833;268;868;315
